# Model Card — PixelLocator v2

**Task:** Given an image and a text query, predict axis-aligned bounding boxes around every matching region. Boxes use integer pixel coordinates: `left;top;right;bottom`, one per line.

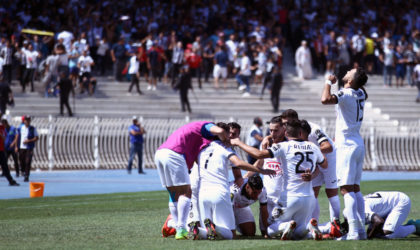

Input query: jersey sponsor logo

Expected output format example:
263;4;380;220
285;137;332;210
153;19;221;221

337;91;344;97
266;161;283;177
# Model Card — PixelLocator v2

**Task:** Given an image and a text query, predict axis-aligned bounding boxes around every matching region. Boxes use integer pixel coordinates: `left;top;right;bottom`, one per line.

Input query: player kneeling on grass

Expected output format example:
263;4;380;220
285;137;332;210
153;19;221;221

230;174;269;237
188;123;275;240
231;119;327;240
362;191;420;239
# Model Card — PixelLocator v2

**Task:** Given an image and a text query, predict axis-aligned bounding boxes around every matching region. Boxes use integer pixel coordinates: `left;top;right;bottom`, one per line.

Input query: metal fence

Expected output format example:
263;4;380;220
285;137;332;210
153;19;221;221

9;116;420;171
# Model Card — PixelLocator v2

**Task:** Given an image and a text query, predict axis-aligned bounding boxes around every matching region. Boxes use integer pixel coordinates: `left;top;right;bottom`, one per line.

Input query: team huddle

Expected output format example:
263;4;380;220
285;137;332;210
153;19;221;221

154;67;420;241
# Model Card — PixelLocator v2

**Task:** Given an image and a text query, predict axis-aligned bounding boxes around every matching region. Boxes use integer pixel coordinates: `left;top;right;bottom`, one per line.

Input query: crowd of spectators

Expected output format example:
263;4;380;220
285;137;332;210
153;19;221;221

0;0;419;101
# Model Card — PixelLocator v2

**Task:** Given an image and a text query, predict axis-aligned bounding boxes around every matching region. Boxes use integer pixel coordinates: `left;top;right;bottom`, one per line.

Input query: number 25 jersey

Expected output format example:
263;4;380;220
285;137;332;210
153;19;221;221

268;139;325;197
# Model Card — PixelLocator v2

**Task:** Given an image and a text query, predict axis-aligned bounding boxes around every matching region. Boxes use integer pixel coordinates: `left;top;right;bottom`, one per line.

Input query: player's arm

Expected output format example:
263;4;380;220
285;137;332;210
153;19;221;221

209;124;228;142
319;140;333;154
243;159;264;178
259;203;269;238
231;167;244;187
321;75;338;105
318;155;327;169
230;138;272;159
367;213;385;239
229;155;275;176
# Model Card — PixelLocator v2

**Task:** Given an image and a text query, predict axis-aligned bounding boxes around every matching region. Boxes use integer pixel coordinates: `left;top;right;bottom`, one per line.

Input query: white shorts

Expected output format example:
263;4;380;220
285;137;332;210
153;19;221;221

336;144;365;186
213;65;227;79
199;185;235;231
269;195;315;237
234;206;255;225
256;68;265;76
312;151;338;189
154;148;190;187
383;194;411;232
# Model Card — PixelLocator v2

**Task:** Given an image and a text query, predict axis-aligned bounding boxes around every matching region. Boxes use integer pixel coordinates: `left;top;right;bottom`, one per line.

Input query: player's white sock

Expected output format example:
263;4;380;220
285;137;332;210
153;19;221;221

177;196;191;229
355;191;366;237
189;194;200;222
197;227;208;239
318;222;332;234
169;201;178;228
328;195;341;221
312;199;320;220
168;218;177;229
385;225;416;239
343;192;358;236
267;221;288;237
216;226;234;239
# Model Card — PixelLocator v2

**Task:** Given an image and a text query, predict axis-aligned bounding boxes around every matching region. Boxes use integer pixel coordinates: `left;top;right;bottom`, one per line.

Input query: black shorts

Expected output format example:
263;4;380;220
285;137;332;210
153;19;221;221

140;62;148;75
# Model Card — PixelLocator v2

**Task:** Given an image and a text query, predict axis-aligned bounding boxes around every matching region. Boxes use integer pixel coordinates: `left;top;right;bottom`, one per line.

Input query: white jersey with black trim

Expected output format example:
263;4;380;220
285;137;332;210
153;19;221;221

268;139;324;197
230;178;267;209
198;140;236;189
334;87;367;144
364;191;408;221
308;121;335;149
261;146;285;203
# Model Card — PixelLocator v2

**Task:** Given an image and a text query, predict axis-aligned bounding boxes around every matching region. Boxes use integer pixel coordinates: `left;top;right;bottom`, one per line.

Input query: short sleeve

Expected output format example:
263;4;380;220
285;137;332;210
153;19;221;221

201;123;215;139
313;127;329;145
335;89;350;105
258;187;268;205
268;142;283;158
33;128;39;137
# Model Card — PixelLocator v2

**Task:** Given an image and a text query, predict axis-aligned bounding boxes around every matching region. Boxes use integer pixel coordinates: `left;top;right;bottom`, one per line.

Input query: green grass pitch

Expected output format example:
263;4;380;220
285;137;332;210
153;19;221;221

0;180;419;249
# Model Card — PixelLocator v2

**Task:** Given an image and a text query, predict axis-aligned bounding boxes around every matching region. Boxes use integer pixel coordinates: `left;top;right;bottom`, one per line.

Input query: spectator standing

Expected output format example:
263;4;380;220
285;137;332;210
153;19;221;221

127;51;142;95
43;50;58;97
0;120;19;186
203;41;214;83
57;71;75;116
270;66;283;112
14;116;39;182
351;31;366;67
127;116;146;174
404;43;416;87
237;50;252;96
395;46;406;88
14;43;26;90
0;81;12;115
111;38;127;82
213;45;228;89
96;38;109;76
245;117;263;164
186;47;202;89
381;44;395;87
175;66;193;113
2;116;20;177
171;41;184;87
414;63;420;103
23;44;41;92
295;40;313;79
77;50;95;95
0;40;14;85
325;31;338;76
147;42;164;91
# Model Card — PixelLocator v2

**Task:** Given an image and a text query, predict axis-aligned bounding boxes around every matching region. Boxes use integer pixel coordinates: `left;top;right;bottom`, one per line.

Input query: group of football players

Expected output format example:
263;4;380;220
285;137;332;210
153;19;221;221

155;68;420;241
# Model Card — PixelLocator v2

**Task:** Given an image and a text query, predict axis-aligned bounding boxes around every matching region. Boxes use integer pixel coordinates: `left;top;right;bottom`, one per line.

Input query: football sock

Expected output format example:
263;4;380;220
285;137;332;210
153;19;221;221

177;196;191;229
216;226;234;239
328;195;341;221
343;192;358;236
189;194;200;222
385;225;416;239
355;191;366;235
169;201;178;228
267;221;288;237
318;222;332;234
312;199;320;220
167;218;176;229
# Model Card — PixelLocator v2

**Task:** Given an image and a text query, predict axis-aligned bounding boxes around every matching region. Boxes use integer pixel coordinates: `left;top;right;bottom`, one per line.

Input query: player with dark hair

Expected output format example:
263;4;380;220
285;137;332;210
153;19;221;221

231;120;327;240
281;110;342;238
230;174;269;237
321;67;368;240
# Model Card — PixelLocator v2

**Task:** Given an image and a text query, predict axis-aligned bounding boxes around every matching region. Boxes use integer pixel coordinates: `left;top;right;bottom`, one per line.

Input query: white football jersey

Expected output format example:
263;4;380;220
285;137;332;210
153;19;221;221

230;178;268;209
262;148;285;203
364;191;408;221
198;141;236;189
334;87;367;144
308;121;335;149
268;140;325;197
